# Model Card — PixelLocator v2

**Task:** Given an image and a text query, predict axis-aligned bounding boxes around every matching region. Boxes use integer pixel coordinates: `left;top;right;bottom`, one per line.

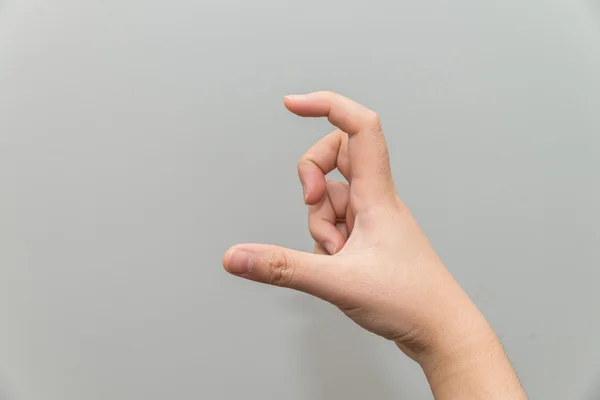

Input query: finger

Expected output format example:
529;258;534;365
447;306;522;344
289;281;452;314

297;129;350;205
336;222;349;240
327;180;355;235
223;244;344;302
284;91;378;136
308;180;349;255
326;180;350;219
285;91;394;208
313;242;328;254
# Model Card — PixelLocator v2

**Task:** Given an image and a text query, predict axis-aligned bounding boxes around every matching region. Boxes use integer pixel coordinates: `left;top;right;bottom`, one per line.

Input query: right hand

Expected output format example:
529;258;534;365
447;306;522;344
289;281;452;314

223;91;527;399
223;91;486;360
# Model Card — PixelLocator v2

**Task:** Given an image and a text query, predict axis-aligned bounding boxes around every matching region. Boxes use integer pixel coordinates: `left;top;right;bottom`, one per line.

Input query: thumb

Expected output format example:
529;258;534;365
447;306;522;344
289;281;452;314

223;244;343;302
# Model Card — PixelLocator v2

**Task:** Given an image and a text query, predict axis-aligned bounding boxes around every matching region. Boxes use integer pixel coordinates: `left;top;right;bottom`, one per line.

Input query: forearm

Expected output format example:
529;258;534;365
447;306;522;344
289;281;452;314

423;332;526;399
411;289;527;399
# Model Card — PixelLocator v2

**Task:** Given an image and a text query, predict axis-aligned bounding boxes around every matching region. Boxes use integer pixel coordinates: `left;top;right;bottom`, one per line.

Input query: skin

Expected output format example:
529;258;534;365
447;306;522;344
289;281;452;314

223;91;528;399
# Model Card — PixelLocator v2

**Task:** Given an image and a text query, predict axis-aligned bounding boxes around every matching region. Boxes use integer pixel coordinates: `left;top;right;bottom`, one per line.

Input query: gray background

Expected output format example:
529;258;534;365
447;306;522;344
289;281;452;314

1;0;599;399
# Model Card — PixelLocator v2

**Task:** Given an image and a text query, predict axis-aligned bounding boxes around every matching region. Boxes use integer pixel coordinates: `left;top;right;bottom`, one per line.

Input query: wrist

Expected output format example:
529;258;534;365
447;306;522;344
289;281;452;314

394;276;492;363
419;331;527;399
395;302;494;367
418;301;495;367
398;286;527;399
416;321;498;379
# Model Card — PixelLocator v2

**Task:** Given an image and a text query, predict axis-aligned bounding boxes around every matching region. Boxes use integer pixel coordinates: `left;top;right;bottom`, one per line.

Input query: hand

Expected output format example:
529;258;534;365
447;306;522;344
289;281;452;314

223;90;468;355
223;91;527;399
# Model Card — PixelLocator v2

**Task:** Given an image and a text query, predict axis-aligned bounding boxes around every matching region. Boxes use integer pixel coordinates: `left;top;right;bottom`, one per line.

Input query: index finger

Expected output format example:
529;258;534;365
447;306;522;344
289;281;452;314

284;91;394;209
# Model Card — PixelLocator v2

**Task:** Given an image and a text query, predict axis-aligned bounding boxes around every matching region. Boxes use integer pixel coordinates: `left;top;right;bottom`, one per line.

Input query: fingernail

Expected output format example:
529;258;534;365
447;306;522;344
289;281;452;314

302;185;308;202
285;94;306;100
324;242;336;255
225;249;254;276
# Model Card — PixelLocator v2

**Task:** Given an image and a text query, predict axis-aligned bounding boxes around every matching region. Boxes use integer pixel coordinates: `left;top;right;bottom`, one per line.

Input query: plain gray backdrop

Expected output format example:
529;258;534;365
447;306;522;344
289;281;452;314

1;0;599;399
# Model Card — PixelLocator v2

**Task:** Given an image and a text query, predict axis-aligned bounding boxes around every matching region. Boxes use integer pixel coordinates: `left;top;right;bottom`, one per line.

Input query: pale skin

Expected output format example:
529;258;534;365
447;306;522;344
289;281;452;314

223;91;528;399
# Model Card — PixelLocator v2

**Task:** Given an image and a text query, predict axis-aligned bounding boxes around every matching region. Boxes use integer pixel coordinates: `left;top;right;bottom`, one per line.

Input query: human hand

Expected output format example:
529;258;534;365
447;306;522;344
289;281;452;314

223;91;472;356
223;91;527;399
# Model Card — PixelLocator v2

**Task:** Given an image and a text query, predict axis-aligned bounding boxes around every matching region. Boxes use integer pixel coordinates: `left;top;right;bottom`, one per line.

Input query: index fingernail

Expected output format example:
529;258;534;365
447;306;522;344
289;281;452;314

285;94;306;100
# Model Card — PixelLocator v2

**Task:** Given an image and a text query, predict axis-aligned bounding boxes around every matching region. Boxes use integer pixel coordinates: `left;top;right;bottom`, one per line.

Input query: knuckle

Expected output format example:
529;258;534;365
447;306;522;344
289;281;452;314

326;179;348;190
365;111;381;131
297;155;307;170
297;155;314;173
307;220;318;239
316;90;334;97
296;158;304;174
307;210;332;241
265;252;294;287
